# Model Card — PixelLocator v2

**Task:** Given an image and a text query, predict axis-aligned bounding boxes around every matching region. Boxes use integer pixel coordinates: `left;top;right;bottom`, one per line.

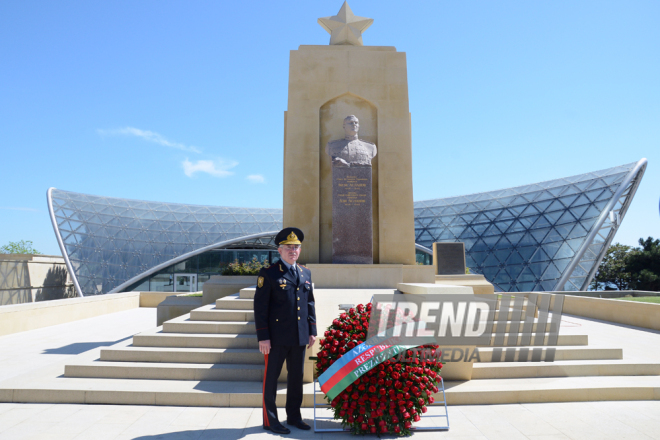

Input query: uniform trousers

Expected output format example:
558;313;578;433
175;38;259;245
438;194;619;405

262;344;306;427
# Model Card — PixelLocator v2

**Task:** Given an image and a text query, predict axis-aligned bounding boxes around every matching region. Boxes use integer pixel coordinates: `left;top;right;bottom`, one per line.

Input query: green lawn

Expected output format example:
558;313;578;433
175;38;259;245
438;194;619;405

613;296;660;304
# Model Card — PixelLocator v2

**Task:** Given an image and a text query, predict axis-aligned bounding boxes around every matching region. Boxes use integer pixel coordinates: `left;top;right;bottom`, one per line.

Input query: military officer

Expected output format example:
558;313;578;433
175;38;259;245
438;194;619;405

254;227;317;435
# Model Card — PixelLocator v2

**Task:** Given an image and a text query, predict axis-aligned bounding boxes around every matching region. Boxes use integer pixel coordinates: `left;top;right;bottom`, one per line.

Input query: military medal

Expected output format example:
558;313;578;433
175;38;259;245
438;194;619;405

257;276;264;288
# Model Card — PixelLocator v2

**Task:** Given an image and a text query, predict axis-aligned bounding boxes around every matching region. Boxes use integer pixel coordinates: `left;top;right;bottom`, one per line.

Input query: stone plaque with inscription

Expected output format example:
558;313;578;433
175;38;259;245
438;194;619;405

332;167;373;263
433;242;466;275
327;115;376;264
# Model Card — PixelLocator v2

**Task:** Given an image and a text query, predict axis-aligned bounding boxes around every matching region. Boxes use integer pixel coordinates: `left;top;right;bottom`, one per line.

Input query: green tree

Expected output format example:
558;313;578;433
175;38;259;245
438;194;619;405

0;240;41;255
590;243;632;290
628;237;660;291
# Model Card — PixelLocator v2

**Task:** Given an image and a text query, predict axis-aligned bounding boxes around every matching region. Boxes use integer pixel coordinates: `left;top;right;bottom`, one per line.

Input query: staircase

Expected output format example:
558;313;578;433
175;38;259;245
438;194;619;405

3;287;659;407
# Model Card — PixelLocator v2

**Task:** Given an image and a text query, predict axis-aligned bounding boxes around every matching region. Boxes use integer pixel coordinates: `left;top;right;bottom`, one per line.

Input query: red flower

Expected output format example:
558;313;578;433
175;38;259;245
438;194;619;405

361;423;368;431
370;426;377;434
404;421;412;429
394;425;401;434
422;406;428;413
368;385;376;394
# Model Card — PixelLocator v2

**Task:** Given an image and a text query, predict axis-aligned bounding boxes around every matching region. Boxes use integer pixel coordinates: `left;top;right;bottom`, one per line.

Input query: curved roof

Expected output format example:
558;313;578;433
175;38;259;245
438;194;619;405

48;160;646;296
47;188;282;296
414;159;647;291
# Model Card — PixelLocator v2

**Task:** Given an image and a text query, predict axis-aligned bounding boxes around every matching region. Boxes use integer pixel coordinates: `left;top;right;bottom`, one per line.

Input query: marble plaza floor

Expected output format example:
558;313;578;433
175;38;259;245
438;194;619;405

2;401;660;440
1;308;660;439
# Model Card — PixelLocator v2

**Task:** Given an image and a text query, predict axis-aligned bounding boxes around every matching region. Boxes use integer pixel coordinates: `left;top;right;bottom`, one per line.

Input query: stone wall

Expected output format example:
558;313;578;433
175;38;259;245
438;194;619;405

0;254;75;305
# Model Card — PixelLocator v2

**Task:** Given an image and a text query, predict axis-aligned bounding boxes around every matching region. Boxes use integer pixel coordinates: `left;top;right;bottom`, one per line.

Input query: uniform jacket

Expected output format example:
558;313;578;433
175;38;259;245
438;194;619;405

253;262;317;346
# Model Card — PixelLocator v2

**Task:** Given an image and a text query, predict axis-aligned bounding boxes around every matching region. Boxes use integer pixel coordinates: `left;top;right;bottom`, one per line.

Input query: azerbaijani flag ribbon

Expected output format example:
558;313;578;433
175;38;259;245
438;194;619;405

317;330;436;401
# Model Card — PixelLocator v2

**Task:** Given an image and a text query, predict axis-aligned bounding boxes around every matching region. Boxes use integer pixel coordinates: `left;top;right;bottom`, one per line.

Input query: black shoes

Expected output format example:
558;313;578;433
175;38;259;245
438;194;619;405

264;424;291;435
287;420;311;430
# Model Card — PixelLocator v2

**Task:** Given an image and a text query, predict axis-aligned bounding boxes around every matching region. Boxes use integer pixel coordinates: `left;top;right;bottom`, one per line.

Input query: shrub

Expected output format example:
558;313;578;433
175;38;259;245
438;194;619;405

220;258;270;276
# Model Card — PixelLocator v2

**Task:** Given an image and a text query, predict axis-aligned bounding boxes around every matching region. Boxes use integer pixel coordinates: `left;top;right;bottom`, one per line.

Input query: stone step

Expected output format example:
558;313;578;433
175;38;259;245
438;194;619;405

239;288;256;300
484;321;559;333
162;319;256;335
64;361;265;382
444;375;660;405
100;347;263;364
471;361;660;379
476;346;622;362
190;304;254;322
3;375;660;407
133;331;259;349
214;295;254;310
483;333;587;346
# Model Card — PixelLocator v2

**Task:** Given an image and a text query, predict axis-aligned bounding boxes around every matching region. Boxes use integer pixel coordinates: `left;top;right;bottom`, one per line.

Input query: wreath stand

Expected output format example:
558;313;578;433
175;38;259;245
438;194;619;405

312;376;450;433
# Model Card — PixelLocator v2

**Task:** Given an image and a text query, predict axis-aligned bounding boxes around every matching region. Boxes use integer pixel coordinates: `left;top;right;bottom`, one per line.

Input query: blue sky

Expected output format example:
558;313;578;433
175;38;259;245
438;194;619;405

1;1;658;256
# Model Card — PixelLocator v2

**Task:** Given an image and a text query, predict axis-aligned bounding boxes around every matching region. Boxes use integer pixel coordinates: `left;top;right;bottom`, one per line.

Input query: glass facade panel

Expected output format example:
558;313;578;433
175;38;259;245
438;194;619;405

150;273;173;292
48;160;646;296
48;189;283;296
413;161;646;292
122;248;282;293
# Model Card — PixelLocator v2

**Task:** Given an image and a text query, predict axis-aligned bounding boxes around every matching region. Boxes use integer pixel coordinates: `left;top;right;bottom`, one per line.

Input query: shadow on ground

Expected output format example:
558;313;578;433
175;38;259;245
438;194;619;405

132;424;323;440
42;335;133;354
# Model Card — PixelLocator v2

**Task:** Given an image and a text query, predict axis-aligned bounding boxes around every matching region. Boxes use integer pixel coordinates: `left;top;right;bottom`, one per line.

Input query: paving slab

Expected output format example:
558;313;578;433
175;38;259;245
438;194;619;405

0;402;660;439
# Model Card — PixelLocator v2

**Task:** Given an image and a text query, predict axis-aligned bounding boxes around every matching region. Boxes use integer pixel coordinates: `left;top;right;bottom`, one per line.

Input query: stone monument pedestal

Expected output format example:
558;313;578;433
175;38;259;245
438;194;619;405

435;274;495;295
305;264;434;289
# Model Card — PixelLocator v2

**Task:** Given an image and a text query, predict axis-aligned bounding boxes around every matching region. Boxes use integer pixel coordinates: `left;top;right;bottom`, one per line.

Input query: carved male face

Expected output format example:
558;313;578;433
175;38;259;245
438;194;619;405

343;116;359;137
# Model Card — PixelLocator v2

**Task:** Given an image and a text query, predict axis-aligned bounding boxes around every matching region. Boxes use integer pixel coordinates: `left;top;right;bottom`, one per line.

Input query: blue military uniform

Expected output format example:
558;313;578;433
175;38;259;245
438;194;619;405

254;228;316;432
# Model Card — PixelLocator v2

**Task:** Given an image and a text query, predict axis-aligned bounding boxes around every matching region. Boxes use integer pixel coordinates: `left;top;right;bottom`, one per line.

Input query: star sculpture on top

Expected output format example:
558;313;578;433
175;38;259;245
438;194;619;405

318;1;374;46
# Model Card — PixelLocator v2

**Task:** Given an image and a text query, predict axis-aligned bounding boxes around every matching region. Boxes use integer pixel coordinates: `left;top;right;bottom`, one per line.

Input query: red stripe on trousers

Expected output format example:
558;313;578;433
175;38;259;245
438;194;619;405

262;353;269;427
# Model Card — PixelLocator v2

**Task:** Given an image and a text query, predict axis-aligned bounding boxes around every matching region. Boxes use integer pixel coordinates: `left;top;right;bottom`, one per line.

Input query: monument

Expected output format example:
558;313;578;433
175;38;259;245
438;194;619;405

281;1;434;287
327;115;377;263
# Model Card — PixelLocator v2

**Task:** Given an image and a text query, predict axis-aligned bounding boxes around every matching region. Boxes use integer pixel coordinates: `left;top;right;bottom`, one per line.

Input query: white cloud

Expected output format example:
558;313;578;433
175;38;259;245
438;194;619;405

0;207;39;212
246;174;265;183
182;158;238;178
98;127;201;153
